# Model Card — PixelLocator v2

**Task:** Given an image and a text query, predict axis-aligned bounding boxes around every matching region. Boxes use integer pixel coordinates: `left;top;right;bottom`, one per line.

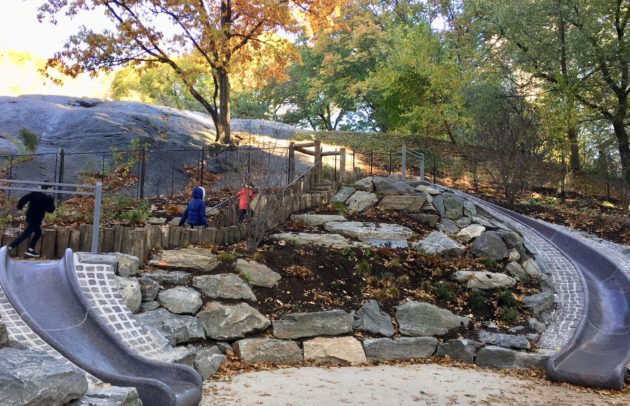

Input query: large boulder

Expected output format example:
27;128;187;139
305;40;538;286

475;346;548;370
157;287;203;315
74;386;141;406
431;194;446;218
0;348;88;406
396;301;470;336
235;259;282;288
324;221;414;241
193;349;226;380
456;224;486;243
115;253;141;277
453;271;516;290
442;195;464;220
346;191;379;212
478;331;531;350
363;337;437;361
197;302;270;341
234;338;303;364
143;270;192;285
437;219;460;234
372;176;416;195
270;232;368;250
378;195;427;212
436;338;481;364
505;262;530;282
136;308;205;345
273;310;353;339
521;259;543;281
415;185;441;195
413;231;465;257
137;275;161;302
331;186;356;203
303;336;367;364
149;248;220;272
471;231;509;261
290;214;346;227
524;291;555;316
353;177;374;192
353;300;395;337
0;320;7;347
192;274;257;302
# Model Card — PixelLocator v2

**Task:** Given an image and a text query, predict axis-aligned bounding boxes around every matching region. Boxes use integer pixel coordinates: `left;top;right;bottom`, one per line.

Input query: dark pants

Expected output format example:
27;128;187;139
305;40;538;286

9;222;42;249
239;209;253;221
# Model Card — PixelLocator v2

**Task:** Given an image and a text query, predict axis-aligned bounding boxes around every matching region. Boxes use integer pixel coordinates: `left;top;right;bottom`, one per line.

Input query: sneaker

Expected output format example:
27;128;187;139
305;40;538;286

24;248;40;258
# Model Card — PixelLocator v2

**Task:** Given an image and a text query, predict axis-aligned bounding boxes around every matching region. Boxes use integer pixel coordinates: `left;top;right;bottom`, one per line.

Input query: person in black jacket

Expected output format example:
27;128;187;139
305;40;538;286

8;185;56;257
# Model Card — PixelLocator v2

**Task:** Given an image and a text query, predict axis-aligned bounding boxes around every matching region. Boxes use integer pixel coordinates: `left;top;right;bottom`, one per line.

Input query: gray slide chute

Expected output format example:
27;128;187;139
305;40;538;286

482;202;630;390
0;247;202;405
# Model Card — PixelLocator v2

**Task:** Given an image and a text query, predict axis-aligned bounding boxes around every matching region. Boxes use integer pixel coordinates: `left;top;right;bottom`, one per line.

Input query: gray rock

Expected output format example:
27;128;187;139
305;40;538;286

413;231;465;257
0;347;88;406
463;200;477;217
415;185;441;195
148;248;220;272
362;239;408;249
290;214;346;227
505;261;530;282
476;346;548;370
324;221;414;241
378;195;427;212
138;276;160;302
363;337;437;361
0;321;7;347
273;310;353;339
471;231;509;261
521;259;543;281
346;191;379;212
524;291;555;316
170;346;199;368
353;177;374;192
303;336;366;364
74;386;141;406
431;194;446;218
144;270;192;285
115;252;141;277
396;301;470;336
353;300;395;337
197;302;270;341
472;216;497;230
437;219;460;234
193;274;257;302
234;338;303;364
193;348;226;379
158;287;203;315
443;195;464;220
508;249;521;262
116;276;142;314
453;270;516;290
455;216;472;228
270;232;368;250
331;186;356;203
409;213;439;227
478;331;531;350
456;224;486;243
148;217;167;225
497;230;523;249
529;318;546;334
372;176;416;195
235;259;282;288
135;308;205;345
140;301;160;312
436;338;481;364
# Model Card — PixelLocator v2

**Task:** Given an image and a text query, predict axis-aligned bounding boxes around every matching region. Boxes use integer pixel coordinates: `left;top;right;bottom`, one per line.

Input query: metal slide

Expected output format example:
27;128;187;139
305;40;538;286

0;247;202;405
480;202;630;390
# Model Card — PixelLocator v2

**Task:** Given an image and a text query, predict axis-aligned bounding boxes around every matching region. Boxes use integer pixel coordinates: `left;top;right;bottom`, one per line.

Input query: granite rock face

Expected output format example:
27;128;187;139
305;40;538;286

135;308;206;345
273;310;353;339
197;302;270;341
363;337;438;361
234;338;303;364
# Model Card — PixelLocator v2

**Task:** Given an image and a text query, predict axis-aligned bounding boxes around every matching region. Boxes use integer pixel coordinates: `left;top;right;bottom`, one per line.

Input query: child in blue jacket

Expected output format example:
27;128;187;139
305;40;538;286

179;186;208;228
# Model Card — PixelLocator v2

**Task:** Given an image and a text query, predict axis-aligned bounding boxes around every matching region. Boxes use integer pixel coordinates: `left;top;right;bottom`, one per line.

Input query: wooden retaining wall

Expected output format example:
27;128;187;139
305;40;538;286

1;187;335;261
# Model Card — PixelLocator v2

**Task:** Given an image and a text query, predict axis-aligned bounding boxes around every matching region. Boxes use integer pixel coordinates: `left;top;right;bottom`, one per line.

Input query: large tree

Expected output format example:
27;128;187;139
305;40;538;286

38;0;344;144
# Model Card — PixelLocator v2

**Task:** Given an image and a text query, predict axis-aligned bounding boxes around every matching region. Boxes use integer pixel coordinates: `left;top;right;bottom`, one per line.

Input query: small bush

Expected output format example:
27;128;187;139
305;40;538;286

480;257;497;268
468;291;487;313
497;289;518;307
240;272;252;284
436;283;455;302
251;252;264;262
218;250;240;262
386;257;402;268
420;279;433;292
356;258;372;276
396;274;410;285
500;307;519;323
18;128;41;154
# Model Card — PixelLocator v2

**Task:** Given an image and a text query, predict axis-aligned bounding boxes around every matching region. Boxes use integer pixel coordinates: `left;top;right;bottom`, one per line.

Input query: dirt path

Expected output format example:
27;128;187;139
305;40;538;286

201;364;629;406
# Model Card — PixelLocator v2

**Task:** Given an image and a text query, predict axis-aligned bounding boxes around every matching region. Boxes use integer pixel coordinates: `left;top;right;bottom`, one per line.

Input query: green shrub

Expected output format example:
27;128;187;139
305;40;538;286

469;291;487;312
497;289;518;307
436;283;455;302
18;128;40;154
218;250;240;262
120;199;151;224
251;252;264;262
480;257;497;268
500;307;519;323
357;258;371;276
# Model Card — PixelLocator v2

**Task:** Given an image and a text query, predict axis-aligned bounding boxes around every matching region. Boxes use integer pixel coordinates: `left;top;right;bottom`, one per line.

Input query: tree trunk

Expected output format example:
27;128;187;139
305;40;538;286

217;68;231;144
567;126;580;171
614;119;630;182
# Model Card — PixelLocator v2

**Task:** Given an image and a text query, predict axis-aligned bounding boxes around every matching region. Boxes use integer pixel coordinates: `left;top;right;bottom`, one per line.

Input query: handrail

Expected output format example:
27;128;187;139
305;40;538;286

284;161;322;191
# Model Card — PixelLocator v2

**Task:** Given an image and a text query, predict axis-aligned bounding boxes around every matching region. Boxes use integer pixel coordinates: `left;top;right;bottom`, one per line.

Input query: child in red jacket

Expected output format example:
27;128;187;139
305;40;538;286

237;183;257;222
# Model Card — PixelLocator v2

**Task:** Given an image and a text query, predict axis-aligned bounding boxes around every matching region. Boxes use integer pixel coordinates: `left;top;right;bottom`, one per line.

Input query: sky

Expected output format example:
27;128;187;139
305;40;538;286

0;0;114;97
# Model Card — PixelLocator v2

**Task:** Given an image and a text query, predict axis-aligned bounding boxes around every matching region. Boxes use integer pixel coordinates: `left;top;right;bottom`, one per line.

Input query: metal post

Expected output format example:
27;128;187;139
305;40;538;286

91;182;102;253
288;142;295;184
140;146;146;199
200;146;205;185
334;150;337;181
401;145;407;179
7;155;12;199
101;153;105;176
58;149;65;202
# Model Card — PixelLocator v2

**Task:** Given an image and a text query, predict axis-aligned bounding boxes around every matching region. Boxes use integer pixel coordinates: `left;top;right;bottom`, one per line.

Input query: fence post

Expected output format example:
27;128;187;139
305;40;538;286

140;145;146;199
334;150;337;181
91;182;102;253
340;148;346;183
401;144;407;179
314;140;322;184
288;142;295;184
200;146;205;185
7;155;12;199
57;149;65;202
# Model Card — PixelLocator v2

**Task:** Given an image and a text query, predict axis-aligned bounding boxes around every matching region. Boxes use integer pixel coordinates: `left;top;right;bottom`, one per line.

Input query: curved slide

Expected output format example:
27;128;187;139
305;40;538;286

478;201;630;390
0;247;202;406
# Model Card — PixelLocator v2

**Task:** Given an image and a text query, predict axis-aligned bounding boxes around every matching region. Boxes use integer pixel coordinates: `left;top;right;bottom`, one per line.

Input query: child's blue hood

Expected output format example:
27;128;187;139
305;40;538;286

192;187;205;199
